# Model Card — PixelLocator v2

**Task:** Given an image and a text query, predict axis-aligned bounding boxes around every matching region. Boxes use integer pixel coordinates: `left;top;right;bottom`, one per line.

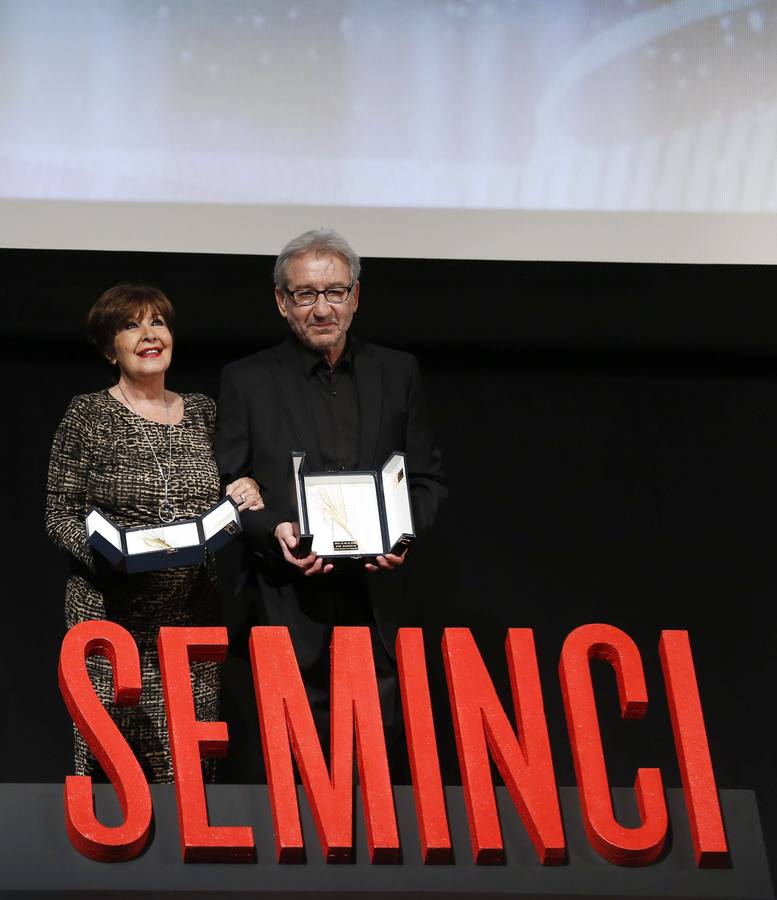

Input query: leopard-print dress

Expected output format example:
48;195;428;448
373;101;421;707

46;390;220;783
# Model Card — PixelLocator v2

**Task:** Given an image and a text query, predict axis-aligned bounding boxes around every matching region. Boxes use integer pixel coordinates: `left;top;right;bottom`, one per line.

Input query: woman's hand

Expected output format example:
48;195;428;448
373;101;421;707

225;477;264;511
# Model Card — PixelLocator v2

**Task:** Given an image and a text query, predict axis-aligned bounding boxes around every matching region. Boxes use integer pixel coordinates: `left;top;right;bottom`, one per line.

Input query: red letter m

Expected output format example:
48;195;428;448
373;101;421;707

249;626;399;863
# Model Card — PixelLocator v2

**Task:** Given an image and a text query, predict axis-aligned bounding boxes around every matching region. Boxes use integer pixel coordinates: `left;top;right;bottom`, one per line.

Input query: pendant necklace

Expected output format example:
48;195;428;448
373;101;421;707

117;384;177;523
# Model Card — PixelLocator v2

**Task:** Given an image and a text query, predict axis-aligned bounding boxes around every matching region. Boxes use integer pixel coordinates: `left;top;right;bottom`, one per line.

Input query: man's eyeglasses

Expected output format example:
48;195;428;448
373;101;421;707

285;285;353;307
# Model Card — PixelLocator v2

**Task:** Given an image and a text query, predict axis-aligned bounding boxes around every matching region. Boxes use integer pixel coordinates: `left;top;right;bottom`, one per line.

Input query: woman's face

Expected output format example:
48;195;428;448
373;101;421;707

109;306;173;380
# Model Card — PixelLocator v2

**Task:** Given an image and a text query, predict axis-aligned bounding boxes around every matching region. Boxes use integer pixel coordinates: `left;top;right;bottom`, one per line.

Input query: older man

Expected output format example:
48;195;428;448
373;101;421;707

215;228;446;777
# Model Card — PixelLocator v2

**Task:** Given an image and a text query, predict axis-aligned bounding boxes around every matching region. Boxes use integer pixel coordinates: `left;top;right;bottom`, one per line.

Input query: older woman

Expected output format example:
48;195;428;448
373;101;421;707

46;282;261;782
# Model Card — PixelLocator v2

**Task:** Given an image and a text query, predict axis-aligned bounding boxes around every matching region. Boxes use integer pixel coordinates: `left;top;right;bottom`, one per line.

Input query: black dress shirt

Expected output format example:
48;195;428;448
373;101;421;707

295;341;360;471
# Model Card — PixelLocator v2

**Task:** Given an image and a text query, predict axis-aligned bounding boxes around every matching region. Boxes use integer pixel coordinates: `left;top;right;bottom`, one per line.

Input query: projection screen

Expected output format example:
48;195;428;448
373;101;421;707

0;0;774;263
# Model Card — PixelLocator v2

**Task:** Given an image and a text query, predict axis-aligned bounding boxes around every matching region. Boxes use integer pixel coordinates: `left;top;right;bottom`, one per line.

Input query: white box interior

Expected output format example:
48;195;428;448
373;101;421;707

381;454;413;549
202;499;238;540
304;474;383;556
85;509;122;551
124;521;200;556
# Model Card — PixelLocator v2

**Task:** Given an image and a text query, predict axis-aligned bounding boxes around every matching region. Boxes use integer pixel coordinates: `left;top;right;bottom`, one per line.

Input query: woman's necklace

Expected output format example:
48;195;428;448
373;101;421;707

117;385;177;523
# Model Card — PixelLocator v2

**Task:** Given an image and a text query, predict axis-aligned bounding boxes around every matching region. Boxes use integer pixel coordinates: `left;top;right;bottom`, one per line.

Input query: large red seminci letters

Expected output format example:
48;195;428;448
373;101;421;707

57;622;728;867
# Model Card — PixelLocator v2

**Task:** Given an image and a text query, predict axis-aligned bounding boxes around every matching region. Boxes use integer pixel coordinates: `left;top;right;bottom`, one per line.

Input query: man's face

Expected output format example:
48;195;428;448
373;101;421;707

275;251;359;358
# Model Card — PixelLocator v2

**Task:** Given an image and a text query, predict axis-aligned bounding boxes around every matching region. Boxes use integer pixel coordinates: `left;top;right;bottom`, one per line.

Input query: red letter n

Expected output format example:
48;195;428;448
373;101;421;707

58;620;152;862
442;627;565;865
249;625;399;864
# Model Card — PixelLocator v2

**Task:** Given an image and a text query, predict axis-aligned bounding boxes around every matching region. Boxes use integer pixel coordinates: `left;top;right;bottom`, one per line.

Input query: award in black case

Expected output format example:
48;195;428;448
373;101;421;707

85;495;242;574
291;451;415;561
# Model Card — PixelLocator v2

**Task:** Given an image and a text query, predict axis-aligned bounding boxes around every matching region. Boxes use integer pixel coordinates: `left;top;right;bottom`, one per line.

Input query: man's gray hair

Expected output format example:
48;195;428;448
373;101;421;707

273;228;361;290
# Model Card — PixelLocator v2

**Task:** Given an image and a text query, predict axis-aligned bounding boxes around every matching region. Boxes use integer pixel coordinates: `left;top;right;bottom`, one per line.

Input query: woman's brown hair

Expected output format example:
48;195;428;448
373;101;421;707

86;283;176;359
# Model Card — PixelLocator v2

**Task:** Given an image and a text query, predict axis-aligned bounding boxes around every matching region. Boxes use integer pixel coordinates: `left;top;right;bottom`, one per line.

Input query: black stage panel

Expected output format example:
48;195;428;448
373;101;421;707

0;784;771;899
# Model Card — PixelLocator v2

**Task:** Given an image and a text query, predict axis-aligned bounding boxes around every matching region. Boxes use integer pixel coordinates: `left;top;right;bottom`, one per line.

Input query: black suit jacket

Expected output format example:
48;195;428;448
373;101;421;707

215;336;447;666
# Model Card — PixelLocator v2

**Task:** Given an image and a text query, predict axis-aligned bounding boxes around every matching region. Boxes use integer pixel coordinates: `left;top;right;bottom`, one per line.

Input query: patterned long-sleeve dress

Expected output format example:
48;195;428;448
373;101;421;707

46;390;221;782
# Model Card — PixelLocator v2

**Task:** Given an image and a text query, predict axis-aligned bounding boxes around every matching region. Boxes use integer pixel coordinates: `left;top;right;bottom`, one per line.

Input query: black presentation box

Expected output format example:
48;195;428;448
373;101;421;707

85;496;241;574
292;450;415;561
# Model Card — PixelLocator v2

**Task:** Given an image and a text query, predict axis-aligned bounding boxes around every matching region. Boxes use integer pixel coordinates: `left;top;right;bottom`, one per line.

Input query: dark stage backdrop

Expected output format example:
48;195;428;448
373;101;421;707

1;248;774;875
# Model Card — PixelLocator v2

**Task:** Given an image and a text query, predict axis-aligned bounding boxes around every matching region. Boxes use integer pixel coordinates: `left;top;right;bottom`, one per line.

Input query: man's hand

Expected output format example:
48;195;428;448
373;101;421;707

225;477;264;511
274;522;333;576
365;550;407;573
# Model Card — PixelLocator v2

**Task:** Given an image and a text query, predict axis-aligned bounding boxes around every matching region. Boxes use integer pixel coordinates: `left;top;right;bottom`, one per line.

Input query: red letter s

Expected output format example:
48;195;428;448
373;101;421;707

58;620;152;862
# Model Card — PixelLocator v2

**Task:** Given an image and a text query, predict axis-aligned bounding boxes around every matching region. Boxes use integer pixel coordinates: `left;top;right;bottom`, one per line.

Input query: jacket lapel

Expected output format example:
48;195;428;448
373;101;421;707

271;340;324;469
353;339;383;469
